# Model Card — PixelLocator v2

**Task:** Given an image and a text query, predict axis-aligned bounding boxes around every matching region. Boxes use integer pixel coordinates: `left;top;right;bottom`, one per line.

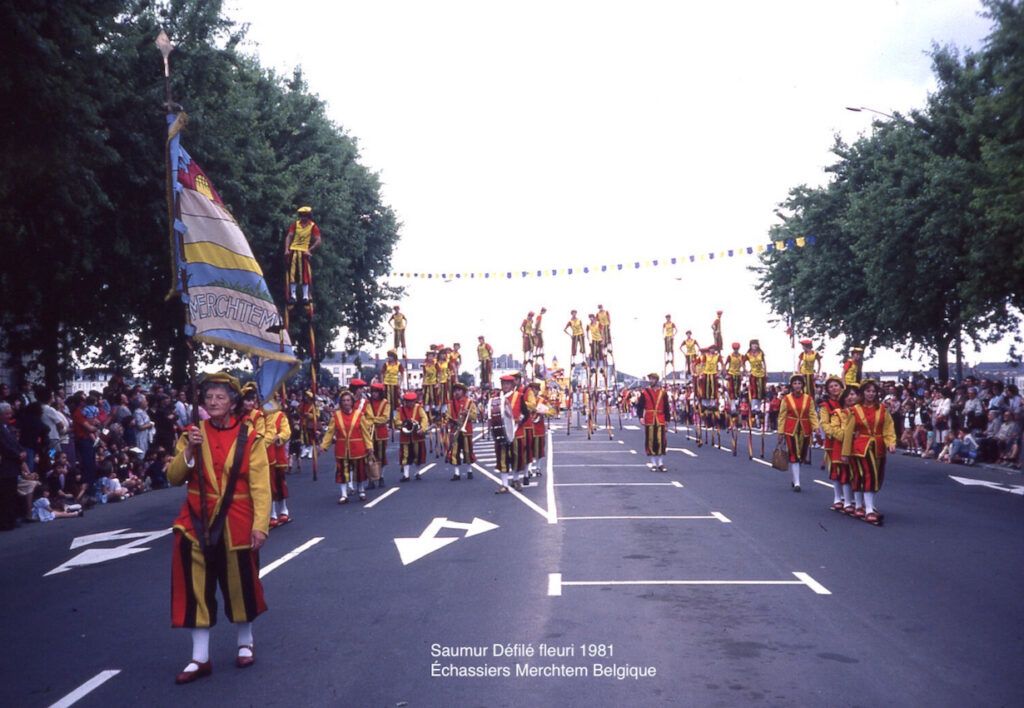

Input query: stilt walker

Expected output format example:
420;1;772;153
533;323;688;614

388;306;409;384
746;339;768;458
477;336;494;391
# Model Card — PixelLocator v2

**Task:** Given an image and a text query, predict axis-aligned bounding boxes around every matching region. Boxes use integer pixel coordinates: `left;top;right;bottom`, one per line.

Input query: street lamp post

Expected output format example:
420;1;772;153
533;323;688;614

845;106;896;120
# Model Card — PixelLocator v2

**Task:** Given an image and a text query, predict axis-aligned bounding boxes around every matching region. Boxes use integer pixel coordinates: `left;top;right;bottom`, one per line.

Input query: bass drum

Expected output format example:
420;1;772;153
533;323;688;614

489;396;508;444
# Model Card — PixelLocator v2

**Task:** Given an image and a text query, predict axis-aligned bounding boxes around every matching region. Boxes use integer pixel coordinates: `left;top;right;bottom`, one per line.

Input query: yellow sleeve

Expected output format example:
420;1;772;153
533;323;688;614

168;432;192;486
418;406;430;429
248;433;271;536
841;409;857;457
360;414;374;449
254;413;266;442
883;410;897;448
820;409;840;439
278;413;291;443
777;398;790;434
320;416;336;452
375;401;391;425
808;400;820;430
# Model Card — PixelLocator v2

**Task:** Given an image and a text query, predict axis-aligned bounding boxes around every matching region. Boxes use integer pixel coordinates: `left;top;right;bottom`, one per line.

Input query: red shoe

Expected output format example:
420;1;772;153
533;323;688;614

277;514;290;524
236;646;255;669
854;507;866;519
269;518;280;528
175;660;212;684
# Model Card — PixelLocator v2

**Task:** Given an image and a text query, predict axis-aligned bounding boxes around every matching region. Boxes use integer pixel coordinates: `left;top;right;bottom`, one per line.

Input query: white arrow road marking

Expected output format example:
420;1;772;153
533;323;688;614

549;571;830;597
46;529;173;577
554;482;681;487
394;516;499;565
949;475;1024;495
48;670;121;708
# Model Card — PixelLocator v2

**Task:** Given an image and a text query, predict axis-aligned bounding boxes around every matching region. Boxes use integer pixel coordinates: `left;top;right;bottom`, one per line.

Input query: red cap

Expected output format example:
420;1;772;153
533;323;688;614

800;338;813;345
370;383;385;391
402;391;418;401
349;378;367;387
500;374;516;382
731;342;740;349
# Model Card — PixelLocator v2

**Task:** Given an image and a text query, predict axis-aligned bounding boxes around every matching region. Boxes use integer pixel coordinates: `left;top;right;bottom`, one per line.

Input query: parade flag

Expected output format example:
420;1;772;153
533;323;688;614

166;113;298;399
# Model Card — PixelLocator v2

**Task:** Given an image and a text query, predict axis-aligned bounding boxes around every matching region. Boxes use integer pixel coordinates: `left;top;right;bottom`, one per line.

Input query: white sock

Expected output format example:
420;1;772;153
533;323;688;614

279;500;289;515
402;465;410;479
648;457;655;467
791;463;801;486
302;284;310;300
289;284;297;299
270;500;278;519
832;481;842;504
656;456;664;467
855;491;864;509
453;466;461;477
358;481;366;493
864;491;876;514
237;622;254;649
191;628;210;663
339;483;347;498
500;472;509;487
842;484;853;505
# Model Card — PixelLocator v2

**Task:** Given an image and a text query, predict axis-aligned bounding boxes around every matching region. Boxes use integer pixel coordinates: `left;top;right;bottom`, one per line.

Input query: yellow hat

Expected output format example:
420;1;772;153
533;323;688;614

198;371;242;395
648;372;660;381
240;381;259;398
297;206;313;214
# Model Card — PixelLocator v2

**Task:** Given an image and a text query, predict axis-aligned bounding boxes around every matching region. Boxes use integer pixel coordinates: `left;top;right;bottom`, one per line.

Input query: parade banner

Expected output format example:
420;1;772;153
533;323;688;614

388;236;816;281
167;113;298;399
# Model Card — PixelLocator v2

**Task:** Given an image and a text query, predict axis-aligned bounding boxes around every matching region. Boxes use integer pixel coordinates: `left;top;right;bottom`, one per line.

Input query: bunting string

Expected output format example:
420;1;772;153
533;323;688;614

388;236;815;281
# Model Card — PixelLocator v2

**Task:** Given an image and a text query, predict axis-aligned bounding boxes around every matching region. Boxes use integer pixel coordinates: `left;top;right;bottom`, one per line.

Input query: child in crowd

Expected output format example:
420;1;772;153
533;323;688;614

32;488;83;521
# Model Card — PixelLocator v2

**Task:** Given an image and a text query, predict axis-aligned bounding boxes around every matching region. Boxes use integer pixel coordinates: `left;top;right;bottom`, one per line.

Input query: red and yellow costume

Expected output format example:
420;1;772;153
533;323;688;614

587;321;604;362
663;321;677;354
390;311;407;350
446;395;478;466
421;358;438;408
777;390;820;463
699;351;721;399
638;386;670;456
436;356;451;405
298;396;317;447
597;308;611;345
680;336;699;374
285;217;320;288
725;350;745;398
320;405;374;485
746;348;767;400
797;349;821;394
397;402;430;466
368;395;390;466
819;397;850;485
521;315;535;354
477;340;493;387
169;416;270;629
843;357;862;389
842;402;896;493
496;389;527;473
264;408;291;502
566;316;585;358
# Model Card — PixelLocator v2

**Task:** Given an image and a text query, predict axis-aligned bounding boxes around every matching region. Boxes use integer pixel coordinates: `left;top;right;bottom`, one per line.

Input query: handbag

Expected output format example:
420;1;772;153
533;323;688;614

367;456;381;481
772;441;789;471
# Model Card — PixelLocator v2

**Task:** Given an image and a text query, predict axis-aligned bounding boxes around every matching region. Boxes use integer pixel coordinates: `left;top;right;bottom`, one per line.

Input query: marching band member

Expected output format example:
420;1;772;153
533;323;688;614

447;383;477;480
637;373;670;471
725;343;744;400
680;330;700;379
396;391;430;482
494;375;526;493
818;376;848;510
777;374;820;492
169;372;269;684
797;338;821;395
283;206;321;304
841;380;896;525
528;379;548;477
367;383;390;488
843;346;864;389
564;310;586;362
320;390;374;504
477;336;493;389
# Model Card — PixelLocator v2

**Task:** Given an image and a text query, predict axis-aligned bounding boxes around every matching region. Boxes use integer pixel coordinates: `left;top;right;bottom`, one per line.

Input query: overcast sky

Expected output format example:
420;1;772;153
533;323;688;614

233;0;1012;379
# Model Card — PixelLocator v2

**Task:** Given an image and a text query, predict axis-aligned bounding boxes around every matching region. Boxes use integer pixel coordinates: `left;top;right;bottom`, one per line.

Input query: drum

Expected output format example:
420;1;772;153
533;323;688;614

489;396;508;444
400;419;421;435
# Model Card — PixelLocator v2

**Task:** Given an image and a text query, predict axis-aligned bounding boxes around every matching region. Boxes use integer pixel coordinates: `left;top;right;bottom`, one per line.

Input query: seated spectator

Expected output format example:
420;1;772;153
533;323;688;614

32;488;83;521
100;469;130;502
961;387;986;433
945;430;978;465
995;411;1022;463
145;448;170;490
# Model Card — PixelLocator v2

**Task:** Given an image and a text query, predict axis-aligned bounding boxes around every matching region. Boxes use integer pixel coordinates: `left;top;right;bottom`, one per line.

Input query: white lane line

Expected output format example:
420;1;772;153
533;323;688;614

546;430;557;524
629;449;637;455
555;464;649;468
471;464;549;520
813;480;832;489
671;480;684;488
752;458;773;467
554;482;679;487
617;440;625;445
710;511;732;523
549;450;630;454
418;463;438;477
559;515;725;521
365;487;399;508
548;573;832;597
472;432;483;442
260;537;324;578
622;424;641;430
793;571;832;595
49;670;121;708
668;447;698;458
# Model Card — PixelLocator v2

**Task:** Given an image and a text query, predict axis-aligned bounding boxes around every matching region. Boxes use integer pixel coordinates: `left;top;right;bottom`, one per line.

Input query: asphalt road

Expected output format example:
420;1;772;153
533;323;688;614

1;418;1022;708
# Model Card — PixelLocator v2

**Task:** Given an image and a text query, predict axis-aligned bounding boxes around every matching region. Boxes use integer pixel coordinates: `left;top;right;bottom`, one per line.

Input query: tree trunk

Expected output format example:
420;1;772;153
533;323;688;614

955;334;963;382
936;335;950;383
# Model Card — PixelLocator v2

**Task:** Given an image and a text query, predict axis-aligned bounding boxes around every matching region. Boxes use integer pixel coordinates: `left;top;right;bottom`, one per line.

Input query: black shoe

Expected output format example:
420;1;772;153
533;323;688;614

415;473;422;480
400;476;409;483
467;471;473;479
378;478;386;487
450;474;460;481
522;477;530;487
367;481;376;490
793;485;801;492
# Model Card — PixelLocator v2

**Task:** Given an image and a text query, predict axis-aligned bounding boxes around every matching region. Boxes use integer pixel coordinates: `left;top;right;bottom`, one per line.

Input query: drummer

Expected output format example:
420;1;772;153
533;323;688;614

493;374;526;493
395;391;429;482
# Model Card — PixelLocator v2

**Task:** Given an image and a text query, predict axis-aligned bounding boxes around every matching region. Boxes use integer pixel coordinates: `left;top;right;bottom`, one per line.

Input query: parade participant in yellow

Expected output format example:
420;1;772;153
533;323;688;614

841;380;896;525
663;315;677;361
447;383;478;480
298;390;317;459
564;310;586;361
262;391;292;527
240;384;267;442
797;338;821;394
396;391;430;482
637;373;670;471
320;390;374;504
494;375;526;493
533;307;547;355
449;343;462;381
527;379;548;478
711;310;723;351
421;351;438;413
597;304;612;349
725;343;745;399
381;350;403;417
843;346;864;389
822;383;859;514
699;346;722;402
436;346;452;408
169;372;270;684
777;374;820;492
587;314;604;366
367;383;390;489
521;311;535;360
679;330;700;377
388;306;407;356
477;336;493;389
745;339;767;403
283;206;321;304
